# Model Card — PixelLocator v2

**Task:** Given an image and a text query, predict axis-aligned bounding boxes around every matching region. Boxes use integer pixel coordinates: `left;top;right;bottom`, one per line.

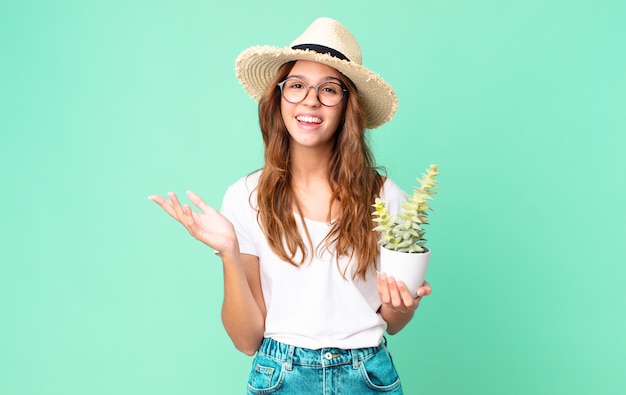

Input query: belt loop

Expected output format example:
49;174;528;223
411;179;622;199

352;349;359;369
285;345;295;371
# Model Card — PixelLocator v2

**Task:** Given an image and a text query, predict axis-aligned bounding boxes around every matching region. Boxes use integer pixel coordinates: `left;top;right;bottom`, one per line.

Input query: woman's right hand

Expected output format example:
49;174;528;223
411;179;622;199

149;190;238;256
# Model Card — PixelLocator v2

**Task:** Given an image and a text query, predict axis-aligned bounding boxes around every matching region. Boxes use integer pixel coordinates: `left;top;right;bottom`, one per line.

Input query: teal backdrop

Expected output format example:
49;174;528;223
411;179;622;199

1;0;625;394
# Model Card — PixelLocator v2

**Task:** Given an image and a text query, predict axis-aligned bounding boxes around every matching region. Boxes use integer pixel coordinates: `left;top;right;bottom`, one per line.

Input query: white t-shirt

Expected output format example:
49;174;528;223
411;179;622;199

220;170;406;350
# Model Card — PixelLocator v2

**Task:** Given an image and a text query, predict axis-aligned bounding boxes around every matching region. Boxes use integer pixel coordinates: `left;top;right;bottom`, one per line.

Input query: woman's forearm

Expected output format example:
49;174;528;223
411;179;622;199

220;251;265;356
379;304;415;335
377;273;431;335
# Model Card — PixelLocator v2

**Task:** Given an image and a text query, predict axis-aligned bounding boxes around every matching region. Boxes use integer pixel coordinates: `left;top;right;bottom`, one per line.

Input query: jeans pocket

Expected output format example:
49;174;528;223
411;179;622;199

247;353;285;394
358;348;402;392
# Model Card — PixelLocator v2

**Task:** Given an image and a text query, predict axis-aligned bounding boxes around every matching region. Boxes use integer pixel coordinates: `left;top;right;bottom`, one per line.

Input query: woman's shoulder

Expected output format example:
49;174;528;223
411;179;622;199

221;170;262;213
381;176;407;199
380;176;408;215
226;169;262;195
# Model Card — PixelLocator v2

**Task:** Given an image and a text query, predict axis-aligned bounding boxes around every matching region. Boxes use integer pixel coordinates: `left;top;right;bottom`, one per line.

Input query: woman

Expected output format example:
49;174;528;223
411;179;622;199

150;17;431;394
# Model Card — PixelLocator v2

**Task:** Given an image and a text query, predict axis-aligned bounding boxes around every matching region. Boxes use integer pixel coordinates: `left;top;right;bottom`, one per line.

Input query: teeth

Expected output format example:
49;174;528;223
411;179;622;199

297;116;322;124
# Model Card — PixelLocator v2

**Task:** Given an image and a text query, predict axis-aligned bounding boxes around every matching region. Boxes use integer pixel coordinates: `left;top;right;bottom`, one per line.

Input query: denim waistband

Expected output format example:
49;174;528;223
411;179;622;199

257;337;386;370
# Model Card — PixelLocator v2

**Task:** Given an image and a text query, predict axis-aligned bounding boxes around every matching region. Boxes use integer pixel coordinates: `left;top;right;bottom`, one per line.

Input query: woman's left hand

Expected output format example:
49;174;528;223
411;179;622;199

377;273;431;314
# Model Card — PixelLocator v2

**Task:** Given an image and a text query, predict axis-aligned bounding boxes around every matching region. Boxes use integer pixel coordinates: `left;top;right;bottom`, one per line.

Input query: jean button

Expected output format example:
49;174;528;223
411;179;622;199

324;352;333;360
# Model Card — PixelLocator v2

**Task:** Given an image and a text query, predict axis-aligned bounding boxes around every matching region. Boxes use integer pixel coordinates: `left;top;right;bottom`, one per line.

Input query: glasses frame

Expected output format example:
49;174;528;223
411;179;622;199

277;78;348;107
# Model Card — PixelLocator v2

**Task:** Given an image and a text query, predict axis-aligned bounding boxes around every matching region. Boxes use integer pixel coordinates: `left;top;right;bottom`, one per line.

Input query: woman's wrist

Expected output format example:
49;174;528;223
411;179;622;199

215;239;240;261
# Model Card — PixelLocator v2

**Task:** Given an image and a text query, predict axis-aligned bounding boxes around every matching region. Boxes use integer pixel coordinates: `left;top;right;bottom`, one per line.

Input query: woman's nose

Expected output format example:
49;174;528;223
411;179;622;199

301;86;321;106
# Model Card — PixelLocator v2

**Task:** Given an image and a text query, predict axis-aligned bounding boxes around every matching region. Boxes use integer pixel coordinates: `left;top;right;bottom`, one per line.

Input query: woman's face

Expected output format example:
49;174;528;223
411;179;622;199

280;60;345;151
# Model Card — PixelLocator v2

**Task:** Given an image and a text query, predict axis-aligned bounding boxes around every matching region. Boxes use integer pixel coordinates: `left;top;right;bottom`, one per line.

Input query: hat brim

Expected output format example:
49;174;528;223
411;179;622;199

235;46;397;129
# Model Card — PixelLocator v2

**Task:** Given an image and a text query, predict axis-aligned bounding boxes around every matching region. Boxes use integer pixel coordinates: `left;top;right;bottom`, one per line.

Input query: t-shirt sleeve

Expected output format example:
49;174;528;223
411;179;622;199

219;177;259;256
380;178;409;216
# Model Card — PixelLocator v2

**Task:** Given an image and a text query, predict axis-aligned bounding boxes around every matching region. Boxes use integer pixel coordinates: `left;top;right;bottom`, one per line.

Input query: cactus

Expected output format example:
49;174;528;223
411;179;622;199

372;164;439;253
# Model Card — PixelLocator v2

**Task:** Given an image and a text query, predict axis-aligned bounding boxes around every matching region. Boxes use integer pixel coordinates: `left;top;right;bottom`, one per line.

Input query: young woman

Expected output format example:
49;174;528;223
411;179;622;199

150;17;431;394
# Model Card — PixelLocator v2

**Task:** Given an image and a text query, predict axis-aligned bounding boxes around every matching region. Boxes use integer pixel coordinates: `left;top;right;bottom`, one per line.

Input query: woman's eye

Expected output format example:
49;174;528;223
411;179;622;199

322;85;339;94
288;82;304;89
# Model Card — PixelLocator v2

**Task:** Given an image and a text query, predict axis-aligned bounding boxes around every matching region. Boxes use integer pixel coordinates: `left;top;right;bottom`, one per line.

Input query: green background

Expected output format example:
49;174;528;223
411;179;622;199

1;0;625;394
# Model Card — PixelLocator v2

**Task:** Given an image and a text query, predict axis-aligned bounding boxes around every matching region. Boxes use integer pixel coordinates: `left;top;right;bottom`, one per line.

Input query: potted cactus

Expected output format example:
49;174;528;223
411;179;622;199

372;164;439;297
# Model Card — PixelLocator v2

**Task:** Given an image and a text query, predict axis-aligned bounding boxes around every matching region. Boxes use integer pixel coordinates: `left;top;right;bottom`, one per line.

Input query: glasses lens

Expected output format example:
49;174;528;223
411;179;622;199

318;82;343;106
279;78;345;106
281;79;307;104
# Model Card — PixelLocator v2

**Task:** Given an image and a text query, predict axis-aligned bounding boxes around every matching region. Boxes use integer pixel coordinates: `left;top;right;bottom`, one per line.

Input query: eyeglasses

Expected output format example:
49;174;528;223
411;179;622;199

277;77;347;107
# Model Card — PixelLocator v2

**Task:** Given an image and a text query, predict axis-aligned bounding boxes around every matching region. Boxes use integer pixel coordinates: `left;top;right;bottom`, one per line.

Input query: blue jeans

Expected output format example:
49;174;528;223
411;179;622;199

246;337;403;394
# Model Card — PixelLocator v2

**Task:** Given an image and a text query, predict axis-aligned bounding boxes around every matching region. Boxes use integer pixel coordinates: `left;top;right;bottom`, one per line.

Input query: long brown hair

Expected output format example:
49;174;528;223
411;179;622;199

255;61;384;280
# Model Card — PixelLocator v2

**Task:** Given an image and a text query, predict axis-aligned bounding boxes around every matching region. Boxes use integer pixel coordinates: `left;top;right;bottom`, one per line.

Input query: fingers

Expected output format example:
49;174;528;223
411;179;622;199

386;276;404;307
377;273;418;312
187;190;215;214
377;272;391;305
168;191;185;218
149;190;232;249
172;194;201;236
416;281;432;298
171;192;197;233
150;190;215;215
181;203;196;229
148;194;179;220
149;192;195;228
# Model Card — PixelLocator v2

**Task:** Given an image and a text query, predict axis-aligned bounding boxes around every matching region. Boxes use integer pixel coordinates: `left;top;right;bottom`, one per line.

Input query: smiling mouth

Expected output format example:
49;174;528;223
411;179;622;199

296;115;322;124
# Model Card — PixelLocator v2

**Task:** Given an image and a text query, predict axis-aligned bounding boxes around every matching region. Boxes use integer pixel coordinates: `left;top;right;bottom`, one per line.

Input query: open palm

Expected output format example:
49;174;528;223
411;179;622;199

149;190;237;255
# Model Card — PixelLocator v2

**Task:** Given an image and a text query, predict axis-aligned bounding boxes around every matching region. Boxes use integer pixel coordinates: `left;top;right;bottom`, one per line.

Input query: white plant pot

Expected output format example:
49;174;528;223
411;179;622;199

379;247;430;298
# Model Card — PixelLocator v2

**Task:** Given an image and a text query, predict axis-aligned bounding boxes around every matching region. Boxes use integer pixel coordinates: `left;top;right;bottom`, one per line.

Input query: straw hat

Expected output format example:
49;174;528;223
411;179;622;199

235;17;398;129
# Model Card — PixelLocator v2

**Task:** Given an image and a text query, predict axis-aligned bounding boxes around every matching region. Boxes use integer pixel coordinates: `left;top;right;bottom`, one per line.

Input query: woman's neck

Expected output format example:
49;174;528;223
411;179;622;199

289;146;338;222
289;145;332;183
